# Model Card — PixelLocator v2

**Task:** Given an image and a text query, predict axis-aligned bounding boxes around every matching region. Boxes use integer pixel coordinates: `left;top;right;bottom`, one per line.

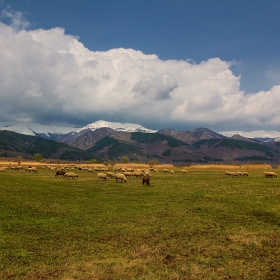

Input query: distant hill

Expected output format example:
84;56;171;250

0;130;88;161
191;138;280;162
85;132;209;163
65;127;116;150
2;120;280;143
2;127;280;164
158;127;226;144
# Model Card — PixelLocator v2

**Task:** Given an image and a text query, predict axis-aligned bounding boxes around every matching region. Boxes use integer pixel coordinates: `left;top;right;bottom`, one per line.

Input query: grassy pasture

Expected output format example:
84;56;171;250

0;166;280;279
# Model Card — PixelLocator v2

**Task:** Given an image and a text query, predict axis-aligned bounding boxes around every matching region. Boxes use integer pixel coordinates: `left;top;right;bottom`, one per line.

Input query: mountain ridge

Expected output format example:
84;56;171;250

1;120;280;142
1;127;280;163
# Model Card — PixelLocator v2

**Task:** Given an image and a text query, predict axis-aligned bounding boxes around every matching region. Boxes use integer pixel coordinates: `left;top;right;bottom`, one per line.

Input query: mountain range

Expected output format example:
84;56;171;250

1;120;280;142
1;120;280;164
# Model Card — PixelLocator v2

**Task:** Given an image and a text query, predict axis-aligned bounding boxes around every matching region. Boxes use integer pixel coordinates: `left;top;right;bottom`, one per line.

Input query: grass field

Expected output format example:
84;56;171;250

0;164;280;279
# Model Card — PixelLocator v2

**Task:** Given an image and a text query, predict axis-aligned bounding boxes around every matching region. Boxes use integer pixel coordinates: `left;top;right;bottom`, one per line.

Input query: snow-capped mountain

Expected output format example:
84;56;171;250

76;120;157;133
0;120;157;138
1;120;280;142
0;123;77;136
219;130;280;142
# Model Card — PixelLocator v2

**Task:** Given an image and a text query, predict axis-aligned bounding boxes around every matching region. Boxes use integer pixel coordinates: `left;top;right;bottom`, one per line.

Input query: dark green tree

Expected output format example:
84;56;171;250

121;156;129;163
34;153;43;162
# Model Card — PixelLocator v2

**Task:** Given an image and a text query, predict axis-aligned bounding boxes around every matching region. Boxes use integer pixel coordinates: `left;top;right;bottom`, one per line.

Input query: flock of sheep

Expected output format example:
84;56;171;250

225;171;249;177
1;163;278;182
225;170;278;178
0;164;155;185
0;164;192;186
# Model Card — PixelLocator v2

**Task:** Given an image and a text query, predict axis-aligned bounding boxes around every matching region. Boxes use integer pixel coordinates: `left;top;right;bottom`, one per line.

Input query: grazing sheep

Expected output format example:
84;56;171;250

181;170;188;174
115;173;127;182
87;168;94;173
25;167;37;173
142;174;150;186
242;172;249;177
169;170;174;173
97;173;109;181
64;172;78;179
225;171;233;176
124;171;133;177
106;172;116;178
263;171;277;178
230;172;240;177
163;169;169;173
132;171;142;178
113;167;122;171
55;170;66;177
10;165;18;170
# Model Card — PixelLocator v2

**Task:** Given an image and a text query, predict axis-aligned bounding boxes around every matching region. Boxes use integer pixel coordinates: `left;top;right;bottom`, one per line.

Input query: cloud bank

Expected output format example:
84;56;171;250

0;19;279;131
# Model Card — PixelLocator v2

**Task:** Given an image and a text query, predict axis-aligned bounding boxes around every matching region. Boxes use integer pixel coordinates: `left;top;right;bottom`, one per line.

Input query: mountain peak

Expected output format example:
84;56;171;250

0;120;157;139
76;120;157;133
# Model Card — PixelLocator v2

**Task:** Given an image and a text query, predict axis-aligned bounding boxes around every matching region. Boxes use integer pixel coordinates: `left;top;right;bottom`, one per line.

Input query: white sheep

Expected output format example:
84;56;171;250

225;171;233;176
263;171;277;178
132;171;142;178
115;173;127;182
25;167;37;172
124;171;133;177
97;173;109;181
106;172;116;178
64;172;78;179
181;170;188;174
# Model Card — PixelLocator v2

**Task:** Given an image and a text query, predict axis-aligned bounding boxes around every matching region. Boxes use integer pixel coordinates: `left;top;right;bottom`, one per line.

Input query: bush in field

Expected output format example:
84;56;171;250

34;153;43;162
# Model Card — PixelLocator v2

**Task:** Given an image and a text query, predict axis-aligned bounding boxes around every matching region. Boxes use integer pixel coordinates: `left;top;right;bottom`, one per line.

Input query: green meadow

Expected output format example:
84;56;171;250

0;166;280;279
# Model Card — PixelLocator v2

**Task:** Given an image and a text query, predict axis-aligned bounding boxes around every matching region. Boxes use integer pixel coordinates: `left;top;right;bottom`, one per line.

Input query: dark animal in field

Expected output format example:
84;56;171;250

142;174;150;186
55;170;66;177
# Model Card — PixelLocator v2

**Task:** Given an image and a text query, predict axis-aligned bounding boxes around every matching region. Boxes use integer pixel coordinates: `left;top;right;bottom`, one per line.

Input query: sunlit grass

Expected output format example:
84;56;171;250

0;166;279;279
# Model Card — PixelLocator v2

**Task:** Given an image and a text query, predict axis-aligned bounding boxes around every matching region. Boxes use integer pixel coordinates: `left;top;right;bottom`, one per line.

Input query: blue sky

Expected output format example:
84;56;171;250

1;0;280;131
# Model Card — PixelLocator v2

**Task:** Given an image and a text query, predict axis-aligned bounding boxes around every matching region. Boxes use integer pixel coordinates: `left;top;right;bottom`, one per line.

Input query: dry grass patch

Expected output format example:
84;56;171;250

113;163;150;169
228;231;263;247
153;164;174;169
184;163;274;170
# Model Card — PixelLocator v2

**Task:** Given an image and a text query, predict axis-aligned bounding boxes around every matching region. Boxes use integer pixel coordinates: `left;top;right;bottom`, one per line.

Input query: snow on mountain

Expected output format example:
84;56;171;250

2;120;280;142
0;120;157;137
76;120;158;133
0;123;78;136
219;130;280;141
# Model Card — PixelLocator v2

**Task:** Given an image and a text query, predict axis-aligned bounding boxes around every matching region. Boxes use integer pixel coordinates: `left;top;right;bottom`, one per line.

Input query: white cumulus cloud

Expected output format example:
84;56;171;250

0;18;280;131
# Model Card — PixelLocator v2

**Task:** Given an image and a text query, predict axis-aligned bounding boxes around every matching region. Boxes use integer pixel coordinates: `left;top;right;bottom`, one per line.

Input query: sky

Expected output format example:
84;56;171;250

1;0;280;132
